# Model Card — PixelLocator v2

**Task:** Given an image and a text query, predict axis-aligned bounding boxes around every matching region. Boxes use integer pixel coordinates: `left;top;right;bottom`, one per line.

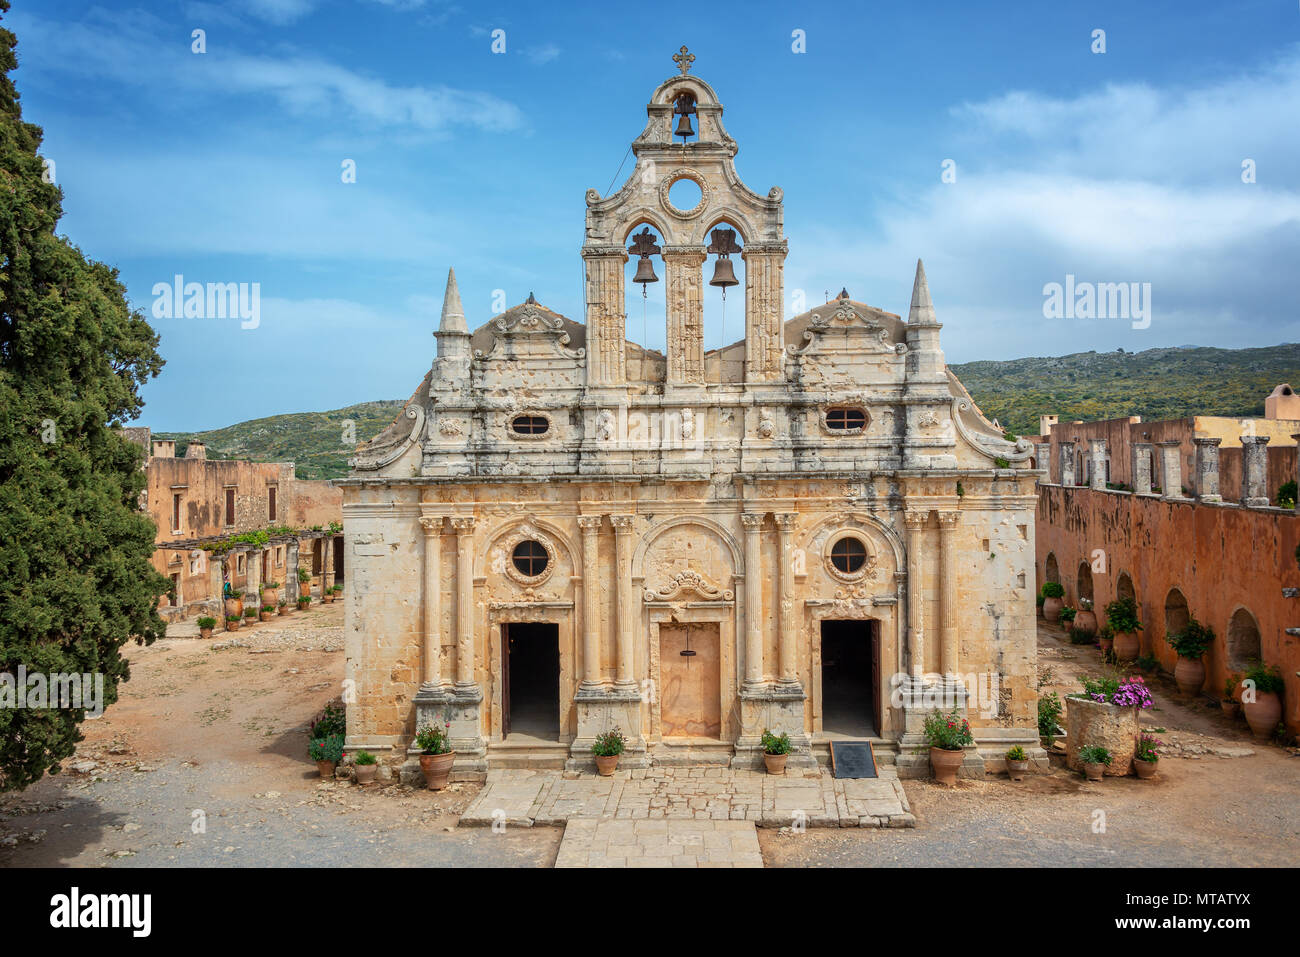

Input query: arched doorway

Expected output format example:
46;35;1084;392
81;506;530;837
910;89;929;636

1116;571;1135;605
1226;608;1261;670
1164;588;1190;640
1077;562;1094;603
1044;552;1060;586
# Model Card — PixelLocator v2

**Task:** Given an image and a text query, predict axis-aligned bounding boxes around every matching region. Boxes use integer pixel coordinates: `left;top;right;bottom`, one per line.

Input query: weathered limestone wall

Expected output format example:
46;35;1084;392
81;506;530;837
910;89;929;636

1037;484;1300;735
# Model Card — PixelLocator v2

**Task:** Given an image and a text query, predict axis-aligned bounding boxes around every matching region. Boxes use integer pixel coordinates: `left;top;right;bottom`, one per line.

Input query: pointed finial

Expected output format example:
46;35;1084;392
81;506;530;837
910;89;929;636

837;287;850;300
526;291;537;305
908;258;936;324
438;267;468;334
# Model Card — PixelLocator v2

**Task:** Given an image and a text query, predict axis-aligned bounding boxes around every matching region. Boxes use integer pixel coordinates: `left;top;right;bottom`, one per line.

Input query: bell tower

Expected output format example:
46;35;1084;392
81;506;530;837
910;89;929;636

582;47;788;394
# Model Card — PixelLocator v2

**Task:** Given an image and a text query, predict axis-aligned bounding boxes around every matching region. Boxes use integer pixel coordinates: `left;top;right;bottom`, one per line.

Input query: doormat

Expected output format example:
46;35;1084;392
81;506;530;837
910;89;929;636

829;740;877;779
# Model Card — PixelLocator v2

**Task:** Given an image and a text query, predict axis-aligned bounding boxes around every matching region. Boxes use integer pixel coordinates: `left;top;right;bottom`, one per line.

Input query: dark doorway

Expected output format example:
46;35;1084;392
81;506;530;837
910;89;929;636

332;536;344;582
821;619;879;737
502;622;560;741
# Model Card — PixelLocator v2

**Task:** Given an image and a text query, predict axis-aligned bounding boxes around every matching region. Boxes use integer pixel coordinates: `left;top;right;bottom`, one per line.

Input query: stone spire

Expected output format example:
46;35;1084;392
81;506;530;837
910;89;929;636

907;259;937;326
438;267;468;335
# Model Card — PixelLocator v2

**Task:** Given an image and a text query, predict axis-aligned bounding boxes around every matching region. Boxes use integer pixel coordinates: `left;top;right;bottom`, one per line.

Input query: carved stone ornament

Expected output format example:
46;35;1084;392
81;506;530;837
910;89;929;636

643;569;734;603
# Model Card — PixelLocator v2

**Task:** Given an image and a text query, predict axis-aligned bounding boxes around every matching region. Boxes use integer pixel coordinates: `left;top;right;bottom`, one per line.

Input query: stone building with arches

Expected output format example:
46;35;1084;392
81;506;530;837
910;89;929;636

339;55;1042;779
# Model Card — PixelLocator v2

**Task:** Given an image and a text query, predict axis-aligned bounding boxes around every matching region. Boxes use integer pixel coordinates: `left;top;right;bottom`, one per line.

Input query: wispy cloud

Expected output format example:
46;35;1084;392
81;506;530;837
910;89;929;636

524;44;561;65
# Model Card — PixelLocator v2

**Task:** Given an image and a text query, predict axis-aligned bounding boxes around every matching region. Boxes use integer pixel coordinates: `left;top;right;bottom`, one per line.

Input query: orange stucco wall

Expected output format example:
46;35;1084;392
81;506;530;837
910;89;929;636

1036;484;1300;735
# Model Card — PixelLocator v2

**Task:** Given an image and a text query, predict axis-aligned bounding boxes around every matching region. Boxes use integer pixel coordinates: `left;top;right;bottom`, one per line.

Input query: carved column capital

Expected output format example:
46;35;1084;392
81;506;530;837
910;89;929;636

576;515;604;532
419;515;445;535
903;509;929;530
773;512;798;531
935;510;961;528
609;514;636;532
449;516;476;533
739;512;766;531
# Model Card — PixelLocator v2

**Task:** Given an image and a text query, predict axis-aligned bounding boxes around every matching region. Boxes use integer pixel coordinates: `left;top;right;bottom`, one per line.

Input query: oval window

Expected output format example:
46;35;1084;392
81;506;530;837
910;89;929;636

830;536;867;574
825;407;866;431
511;414;549;436
511;540;549;577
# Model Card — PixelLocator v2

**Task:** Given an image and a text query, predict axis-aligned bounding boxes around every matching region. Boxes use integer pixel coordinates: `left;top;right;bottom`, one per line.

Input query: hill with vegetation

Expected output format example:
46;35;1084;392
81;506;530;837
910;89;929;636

152;344;1300;475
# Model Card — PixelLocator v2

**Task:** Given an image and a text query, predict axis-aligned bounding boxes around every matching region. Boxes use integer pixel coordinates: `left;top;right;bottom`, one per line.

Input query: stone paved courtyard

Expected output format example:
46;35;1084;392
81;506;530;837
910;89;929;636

555;819;763;868
459;765;914;829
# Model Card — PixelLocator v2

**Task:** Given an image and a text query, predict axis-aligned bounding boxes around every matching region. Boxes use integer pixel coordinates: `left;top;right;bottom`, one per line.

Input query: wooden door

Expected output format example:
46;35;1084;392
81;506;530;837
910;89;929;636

659;623;721;738
501;624;512;737
870;621;882;736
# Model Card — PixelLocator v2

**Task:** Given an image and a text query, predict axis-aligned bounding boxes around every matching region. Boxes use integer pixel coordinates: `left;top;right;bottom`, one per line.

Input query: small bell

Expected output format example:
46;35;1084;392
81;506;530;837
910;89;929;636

633;254;659;286
708;256;738;289
673;112;695;139
673;92;696;142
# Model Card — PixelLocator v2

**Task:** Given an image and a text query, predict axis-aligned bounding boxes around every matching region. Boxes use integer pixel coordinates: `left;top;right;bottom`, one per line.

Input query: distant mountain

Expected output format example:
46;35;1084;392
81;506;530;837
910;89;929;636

153;344;1300;474
154;400;404;480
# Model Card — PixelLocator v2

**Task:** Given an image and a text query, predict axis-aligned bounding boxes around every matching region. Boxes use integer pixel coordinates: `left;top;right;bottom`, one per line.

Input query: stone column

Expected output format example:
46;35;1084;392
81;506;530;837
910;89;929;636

577;515;604;690
581;246;627;387
1131;443;1153;495
450;517;477;688
285;540;299;603
1241;435;1270;506
1034;442;1051;480
937;511;961;677
662;247;707;387
322;536;334;593
1059;441;1076;487
1193;437;1223;503
419;516;445;688
610;514;636;690
903;510;928;676
773;513;799;684
1157;440;1183;499
246;548;261;606
1089;439;1107;490
740;512;766;688
740;241;787;383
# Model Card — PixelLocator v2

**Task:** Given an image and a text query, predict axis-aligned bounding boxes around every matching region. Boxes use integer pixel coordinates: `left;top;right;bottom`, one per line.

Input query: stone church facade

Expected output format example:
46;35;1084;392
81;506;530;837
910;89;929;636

341;58;1042;780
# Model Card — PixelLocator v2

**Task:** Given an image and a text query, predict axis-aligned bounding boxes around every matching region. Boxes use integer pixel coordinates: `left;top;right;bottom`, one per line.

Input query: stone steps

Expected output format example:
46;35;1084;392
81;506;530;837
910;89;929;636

487;741;569;770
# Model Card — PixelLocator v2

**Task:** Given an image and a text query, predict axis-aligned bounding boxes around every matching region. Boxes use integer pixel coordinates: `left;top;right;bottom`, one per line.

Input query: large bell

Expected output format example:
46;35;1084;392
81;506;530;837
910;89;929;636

633;254;659;285
709;255;738;289
673;112;695;139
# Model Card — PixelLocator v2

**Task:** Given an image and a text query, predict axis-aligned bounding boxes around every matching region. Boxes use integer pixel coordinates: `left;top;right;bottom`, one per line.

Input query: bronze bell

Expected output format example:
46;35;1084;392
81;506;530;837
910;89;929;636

633;254;659;285
673;112;695;139
709;255;738;289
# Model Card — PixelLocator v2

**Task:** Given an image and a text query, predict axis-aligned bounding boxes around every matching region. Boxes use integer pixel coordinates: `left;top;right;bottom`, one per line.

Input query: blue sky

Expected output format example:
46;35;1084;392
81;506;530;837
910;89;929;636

11;0;1300;430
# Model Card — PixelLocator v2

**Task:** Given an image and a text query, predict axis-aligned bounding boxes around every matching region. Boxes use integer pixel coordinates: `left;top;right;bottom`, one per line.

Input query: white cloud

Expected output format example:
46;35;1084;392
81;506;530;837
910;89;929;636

524;44;561;65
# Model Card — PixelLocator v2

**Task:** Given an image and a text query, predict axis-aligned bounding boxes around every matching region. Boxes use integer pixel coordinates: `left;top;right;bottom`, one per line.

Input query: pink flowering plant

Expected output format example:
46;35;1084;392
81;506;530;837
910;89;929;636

1134;733;1162;763
923;709;973;751
415;717;453;755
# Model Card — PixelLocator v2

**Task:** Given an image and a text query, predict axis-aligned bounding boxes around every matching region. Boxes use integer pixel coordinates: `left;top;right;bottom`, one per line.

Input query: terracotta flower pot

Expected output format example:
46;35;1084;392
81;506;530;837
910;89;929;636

1243;691;1282;741
316;759;336;778
595;754;620;776
323;593;335;604
420;751;456;790
1082;761;1105;782
1098;636;1113;655
1174;656;1205;696
277;605;289;616
1134;758;1157;780
1075;609;1098;634
762;752;788;775
199;627;213;639
224;598;242;618
1220;699;1240;719
1112;631;1139;661
1006;759;1029;782
353;764;378;785
930;747;964;786
1042;597;1063;623
261;589;279;607
226;619;240;631
259;611;273;621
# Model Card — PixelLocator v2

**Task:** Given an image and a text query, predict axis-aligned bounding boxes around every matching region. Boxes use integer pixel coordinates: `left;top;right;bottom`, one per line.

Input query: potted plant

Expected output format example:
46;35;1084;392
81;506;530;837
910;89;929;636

1166;618;1213;696
1038;691;1063;747
1133;733;1161;780
1059;605;1078;628
277;600;289;616
297;565;312;598
1036;589;1046;618
592;728;626;776
322;584;335;604
297;595;311;610
309;733;343;778
1041;582;1065;622
260;580;281;607
1105;596;1142;661
760;728;792;775
1078;745;1111;781
1075;597;1098;634
1005;744;1030;782
923;709;972;786
1221;674;1241;718
352;750;378;785
225;613;241;632
197;616;217;639
1096;625;1114;656
413;721;456;789
258;603;275;622
223;582;242;619
1241;662;1285;741
243;606;257;623
330;584;344;601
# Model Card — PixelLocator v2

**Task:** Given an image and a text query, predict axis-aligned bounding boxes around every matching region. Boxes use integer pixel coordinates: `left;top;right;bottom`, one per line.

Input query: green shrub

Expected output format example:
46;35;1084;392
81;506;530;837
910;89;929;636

1078;745;1112;765
415;721;452;756
1244;662;1285;696
923;710;973;751
1277;480;1296;509
1006;745;1027;761
1166;618;1214;660
1068;627;1094;645
1038;692;1063;738
243;607;256;618
353;750;377;766
308;734;344;763
760;729;792;755
1105;596;1142;633
1041;581;1065;599
592;728;626;757
196;616;217;630
1134;654;1159;672
298;566;311;583
1059;606;1077;623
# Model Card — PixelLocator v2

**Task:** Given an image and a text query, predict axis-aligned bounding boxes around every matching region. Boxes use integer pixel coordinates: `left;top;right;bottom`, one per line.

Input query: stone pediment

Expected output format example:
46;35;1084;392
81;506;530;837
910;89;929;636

473;302;585;363
643;569;734;603
792;299;906;357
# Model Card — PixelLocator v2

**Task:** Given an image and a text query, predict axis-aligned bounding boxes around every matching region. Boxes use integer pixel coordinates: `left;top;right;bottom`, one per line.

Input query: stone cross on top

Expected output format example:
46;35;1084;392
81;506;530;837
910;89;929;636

673;45;695;75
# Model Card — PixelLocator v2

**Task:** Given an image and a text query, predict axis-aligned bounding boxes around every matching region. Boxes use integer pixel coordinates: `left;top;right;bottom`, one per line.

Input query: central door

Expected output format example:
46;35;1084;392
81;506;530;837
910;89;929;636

820;619;880;737
659;623;721;738
502;622;560;741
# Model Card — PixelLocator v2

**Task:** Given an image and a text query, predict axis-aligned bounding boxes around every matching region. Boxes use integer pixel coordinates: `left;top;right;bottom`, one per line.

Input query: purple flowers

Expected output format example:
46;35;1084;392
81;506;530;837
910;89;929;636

1090;676;1153;709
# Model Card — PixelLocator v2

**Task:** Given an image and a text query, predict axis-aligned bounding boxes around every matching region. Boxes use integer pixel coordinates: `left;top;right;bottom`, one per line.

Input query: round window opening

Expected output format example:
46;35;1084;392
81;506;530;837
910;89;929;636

830;537;868;575
511;414;549;436
511;540;549;577
667;177;703;214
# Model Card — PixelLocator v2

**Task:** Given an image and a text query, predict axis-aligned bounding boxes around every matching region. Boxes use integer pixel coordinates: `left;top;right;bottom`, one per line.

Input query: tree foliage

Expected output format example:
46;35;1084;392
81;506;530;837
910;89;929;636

0;2;166;791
